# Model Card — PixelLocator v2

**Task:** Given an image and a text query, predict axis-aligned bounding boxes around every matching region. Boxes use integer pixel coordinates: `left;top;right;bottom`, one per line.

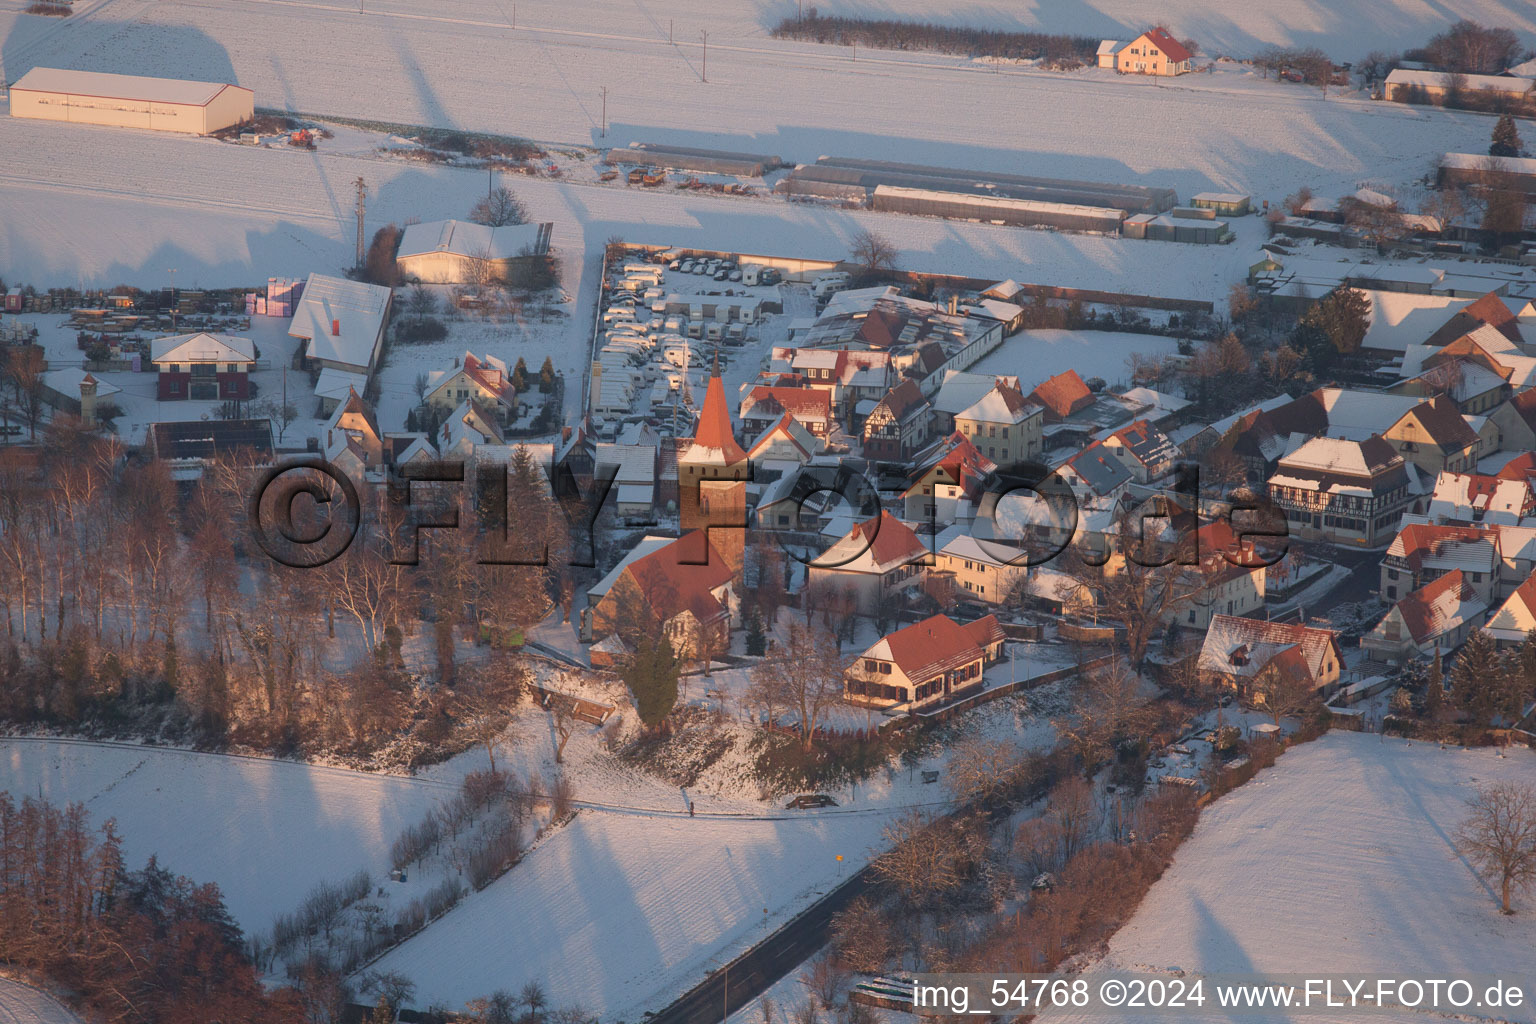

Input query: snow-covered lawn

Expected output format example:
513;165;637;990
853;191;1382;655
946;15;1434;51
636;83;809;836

367;807;893;1019
0;738;455;935
1043;730;1536;1023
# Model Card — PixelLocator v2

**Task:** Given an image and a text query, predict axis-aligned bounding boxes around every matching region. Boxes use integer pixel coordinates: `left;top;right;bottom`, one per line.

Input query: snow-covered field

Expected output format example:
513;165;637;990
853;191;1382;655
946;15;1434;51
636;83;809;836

369;808;891;1018
1044;730;1536;1023
0;979;79;1024
0;738;454;934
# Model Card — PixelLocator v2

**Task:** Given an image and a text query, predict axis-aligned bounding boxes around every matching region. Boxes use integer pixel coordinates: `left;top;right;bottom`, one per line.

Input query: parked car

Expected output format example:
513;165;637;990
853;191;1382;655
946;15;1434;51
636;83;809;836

729;270;743;282
668;259;682;271
680;260;695;273
785;794;838;809
714;269;730;281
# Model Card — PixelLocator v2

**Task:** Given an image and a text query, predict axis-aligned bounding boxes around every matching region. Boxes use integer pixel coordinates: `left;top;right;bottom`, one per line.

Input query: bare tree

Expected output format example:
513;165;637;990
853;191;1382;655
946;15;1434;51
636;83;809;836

1456;782;1536;914
760;621;846;750
848;228;897;278
469;186;529;227
945;738;1023;806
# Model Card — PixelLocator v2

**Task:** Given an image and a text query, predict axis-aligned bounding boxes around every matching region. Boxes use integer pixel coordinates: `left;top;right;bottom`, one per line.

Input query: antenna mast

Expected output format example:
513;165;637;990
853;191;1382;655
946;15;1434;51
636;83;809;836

354;177;368;269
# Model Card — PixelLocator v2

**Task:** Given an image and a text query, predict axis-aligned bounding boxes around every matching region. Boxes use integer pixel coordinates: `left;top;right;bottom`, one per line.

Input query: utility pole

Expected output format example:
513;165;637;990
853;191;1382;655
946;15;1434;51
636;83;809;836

669;19;672;44
353;177;368;270
600;86;608;137
168;268;178;330
701;30;708;82
488;166;494;204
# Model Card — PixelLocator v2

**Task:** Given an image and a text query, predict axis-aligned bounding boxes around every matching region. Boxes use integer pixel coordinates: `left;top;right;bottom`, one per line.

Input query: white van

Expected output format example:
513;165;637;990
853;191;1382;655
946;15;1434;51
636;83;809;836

811;272;851;299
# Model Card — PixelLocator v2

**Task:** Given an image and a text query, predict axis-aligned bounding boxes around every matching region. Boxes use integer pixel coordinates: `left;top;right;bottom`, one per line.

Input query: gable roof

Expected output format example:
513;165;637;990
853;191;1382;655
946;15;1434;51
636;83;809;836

873;378;929;422
289;273;391;371
1136;27;1192;64
958;380;1037;425
1390;569;1486;645
863;613;984;684
1199;614;1342;682
12;67;247;107
1486;574;1536;642
1397;394;1479;451
1387;523;1499;574
1107;418;1178;468
1064;440;1132;497
397;219;552;261
150;332;256;365
623;531;734;625
742;385;832;422
747;413;817;461
818;511;927;573
1030;369;1093;418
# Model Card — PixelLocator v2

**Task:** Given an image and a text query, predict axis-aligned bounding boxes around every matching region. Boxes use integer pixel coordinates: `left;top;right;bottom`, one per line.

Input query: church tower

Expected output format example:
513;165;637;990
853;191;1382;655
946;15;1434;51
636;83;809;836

677;363;748;574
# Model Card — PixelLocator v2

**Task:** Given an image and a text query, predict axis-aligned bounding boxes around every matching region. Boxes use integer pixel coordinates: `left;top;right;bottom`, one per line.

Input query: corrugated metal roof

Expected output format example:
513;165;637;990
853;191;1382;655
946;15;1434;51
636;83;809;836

12;67;244;106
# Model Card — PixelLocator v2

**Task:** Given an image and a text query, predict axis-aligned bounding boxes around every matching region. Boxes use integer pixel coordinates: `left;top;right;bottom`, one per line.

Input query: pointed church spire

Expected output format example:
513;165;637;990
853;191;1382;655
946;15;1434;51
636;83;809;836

688;361;746;465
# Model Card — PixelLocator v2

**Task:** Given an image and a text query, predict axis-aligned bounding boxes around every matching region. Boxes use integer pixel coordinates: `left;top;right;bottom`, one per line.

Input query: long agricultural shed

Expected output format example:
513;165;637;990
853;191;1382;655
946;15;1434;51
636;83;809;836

9;67;254;135
871;185;1126;233
786;156;1177;214
607;143;785;177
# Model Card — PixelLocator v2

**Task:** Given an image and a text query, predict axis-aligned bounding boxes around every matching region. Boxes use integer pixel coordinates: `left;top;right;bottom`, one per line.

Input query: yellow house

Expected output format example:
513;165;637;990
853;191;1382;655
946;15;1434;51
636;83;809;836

1114;28;1193;76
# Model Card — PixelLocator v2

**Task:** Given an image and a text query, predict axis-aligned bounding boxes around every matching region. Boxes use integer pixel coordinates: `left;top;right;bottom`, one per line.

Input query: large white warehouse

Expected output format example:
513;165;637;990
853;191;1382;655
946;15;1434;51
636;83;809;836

396;219;554;286
9;67;254;135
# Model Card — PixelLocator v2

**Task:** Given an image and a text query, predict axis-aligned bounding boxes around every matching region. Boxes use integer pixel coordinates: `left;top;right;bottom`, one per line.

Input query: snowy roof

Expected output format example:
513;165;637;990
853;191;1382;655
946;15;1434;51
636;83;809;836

1387;69;1534;94
315;367;369;401
42;367;120;398
816;511;926;574
1199;615;1340;682
1278;435;1400;478
957;380;1037;426
11;67;249;106
397;219;552;261
150;332;256;365
594;442;656;484
1486;575;1536;642
1096;40;1125;56
1376;570;1487;646
1440;152;1536;174
1359;291;1490;354
587;535;673;599
860;614;986;683
931;370;1021;416
1118;386;1190;417
1192;192;1249;205
289;273;391;372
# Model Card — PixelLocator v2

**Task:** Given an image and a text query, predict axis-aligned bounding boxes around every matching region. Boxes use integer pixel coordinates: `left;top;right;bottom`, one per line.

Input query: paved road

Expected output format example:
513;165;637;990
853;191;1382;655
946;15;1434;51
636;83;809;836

646;865;878;1024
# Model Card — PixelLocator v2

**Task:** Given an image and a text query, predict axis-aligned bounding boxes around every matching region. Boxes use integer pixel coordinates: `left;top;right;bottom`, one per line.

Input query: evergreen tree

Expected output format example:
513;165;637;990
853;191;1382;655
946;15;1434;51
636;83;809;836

1490;114;1522;158
1298;286;1371;356
1425;648;1444;717
370;996;395;1024
625;633;679;727
1452;630;1501;725
745;606;767;657
539;356;556;393
512;357;529;393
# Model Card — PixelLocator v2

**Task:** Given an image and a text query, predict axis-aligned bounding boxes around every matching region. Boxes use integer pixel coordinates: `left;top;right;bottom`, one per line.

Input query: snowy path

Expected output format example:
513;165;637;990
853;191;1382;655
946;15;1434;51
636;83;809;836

0;979;80;1024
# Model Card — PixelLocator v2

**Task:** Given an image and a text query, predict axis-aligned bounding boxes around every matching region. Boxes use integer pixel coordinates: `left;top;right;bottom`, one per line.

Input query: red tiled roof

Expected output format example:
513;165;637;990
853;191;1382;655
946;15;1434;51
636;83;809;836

691;372;747;464
1462;290;1524;344
844;510;927;568
875;378;927;421
1030;369;1093;418
1395;569;1476;644
1140;27;1192;64
879;614;984;683
1507;391;1536;435
625;531;734;626
962;614;1005;649
1497;451;1536;482
1202;614;1341;681
1390;523;1494;572
744;385;832;422
462;353;516;404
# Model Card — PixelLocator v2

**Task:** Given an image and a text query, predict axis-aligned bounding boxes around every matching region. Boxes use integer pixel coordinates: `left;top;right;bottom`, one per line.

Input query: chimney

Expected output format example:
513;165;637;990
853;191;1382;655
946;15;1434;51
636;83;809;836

331;318;340;336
